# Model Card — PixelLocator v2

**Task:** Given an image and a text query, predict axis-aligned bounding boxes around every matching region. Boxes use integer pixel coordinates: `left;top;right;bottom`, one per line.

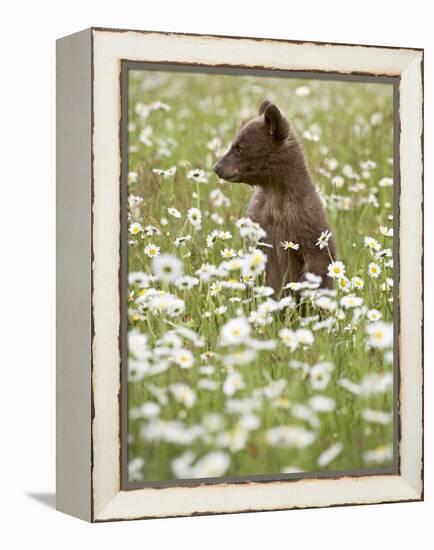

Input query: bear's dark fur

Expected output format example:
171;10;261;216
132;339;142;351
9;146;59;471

214;100;336;292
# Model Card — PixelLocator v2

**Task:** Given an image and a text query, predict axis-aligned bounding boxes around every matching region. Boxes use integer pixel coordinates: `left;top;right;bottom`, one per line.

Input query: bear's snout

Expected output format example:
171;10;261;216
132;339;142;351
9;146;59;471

213;158;240;182
213;161;223;177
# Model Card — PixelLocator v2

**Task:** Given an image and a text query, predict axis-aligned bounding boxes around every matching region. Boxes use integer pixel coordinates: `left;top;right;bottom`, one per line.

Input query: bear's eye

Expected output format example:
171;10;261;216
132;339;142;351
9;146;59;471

233;144;242;154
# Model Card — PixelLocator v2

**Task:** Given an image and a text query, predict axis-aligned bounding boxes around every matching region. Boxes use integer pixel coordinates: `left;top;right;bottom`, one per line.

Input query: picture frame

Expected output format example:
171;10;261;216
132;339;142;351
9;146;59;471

56;27;423;522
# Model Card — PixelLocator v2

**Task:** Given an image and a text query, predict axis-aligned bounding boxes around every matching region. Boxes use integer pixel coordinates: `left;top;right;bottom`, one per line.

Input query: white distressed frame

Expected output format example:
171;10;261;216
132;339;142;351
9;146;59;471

57;28;423;522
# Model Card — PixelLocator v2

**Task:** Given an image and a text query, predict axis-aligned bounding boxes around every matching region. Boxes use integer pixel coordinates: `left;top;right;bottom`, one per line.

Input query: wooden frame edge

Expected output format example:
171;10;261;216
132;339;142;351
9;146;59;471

69;28;423;521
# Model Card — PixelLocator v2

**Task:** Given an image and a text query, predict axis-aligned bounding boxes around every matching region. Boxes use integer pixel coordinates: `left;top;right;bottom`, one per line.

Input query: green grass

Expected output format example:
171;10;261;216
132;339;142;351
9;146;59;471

126;69;395;482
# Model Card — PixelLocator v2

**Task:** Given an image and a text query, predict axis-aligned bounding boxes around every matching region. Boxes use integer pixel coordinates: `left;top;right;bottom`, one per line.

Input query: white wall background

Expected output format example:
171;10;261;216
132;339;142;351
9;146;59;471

1;0;431;547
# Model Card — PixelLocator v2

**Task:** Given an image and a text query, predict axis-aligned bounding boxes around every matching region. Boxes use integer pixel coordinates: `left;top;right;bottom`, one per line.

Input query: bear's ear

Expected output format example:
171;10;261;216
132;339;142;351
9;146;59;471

262;102;290;141
259;99;272;115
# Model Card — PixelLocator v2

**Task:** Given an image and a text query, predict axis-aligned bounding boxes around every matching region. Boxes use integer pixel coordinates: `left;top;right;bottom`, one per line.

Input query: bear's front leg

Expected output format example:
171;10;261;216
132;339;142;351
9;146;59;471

265;247;286;293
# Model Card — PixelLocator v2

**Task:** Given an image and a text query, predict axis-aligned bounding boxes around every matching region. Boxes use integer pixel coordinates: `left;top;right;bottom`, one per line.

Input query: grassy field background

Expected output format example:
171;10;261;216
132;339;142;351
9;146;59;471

126;69;395;482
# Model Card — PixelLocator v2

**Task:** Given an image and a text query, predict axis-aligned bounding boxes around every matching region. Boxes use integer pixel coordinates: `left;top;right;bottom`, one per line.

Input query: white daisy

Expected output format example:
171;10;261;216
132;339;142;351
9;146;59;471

337;277;351;292
296;328;315;346
187;207;202;228
310;362;334;390
364;236;381;252
317;442;343;467
327;261;345;279
174;276;199;290
173;348;194;369
362;409;393;425
351;276;364;290
280;241;300;251
309;395;336;412
367;309;382;321
167;207;182;218
242;249;267;277
223;371;245;396
294;86;311;97
151;254;183;283
220;248;237;259
368;262;382;278
266;426;316;448
379;177;393;187
279;328;298;351
340;295;363;309
220;317;251;346
363;445;393;464
128;171;138;184
187;168;209;184
190;451;231;478
129;222;143;235
144;243;160;258
316;230;333;249
173;235;192;247
169;383;196;407
380;226;393;237
365;321;393;349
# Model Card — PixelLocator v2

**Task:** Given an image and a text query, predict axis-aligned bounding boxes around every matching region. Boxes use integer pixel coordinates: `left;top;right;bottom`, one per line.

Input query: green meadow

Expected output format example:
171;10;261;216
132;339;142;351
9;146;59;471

126;69;395;482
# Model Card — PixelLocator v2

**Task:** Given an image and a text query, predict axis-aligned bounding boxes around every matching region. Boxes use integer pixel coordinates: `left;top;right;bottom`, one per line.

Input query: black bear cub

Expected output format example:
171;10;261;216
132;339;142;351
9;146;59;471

214;100;336;292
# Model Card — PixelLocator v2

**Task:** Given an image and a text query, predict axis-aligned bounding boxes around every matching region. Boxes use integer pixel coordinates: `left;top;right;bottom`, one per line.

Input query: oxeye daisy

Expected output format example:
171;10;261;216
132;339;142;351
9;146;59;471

317;443;343;467
351;276;364;290
315;295;337;312
380;278;394;291
380;226;393;237
363;445;393;464
327;260;346;279
174;276;199;290
187;207;202;228
167;207;182;218
169;383;196;407
144;225;161;236
367;309;382;321
364;236;381;251
187;168;209;184
331;175;345;188
242;249;267;277
129;222;143;235
310;362;334;390
316;230;332;249
151;253;183;283
379;177;393;187
173;235;192;247
220;317;251;346
337;277;350;292
139;126;153;146
365;321;393;349
223;371;245;396
254;286;274;298
368;262;381;278
209;281;222;296
195;263;217;282
280;240;300;251
220;248;237;259
296;328;315;346
375;248;392;260
152;166;176;178
294;85;311;97
279;328;298;350
144;243;160;258
128;171;138;184
173;349;194;369
340;294;363;309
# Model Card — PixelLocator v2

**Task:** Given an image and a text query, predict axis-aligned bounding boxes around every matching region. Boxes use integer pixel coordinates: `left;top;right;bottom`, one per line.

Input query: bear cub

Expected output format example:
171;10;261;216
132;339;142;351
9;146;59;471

214;100;336;292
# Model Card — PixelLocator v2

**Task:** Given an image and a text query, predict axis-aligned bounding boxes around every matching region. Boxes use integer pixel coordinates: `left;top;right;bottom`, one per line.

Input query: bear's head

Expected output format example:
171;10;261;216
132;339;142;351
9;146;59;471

213;100;292;186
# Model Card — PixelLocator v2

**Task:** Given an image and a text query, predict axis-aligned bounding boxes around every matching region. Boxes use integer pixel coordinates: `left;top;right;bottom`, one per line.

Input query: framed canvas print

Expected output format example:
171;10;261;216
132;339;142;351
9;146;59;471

56;27;424;522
